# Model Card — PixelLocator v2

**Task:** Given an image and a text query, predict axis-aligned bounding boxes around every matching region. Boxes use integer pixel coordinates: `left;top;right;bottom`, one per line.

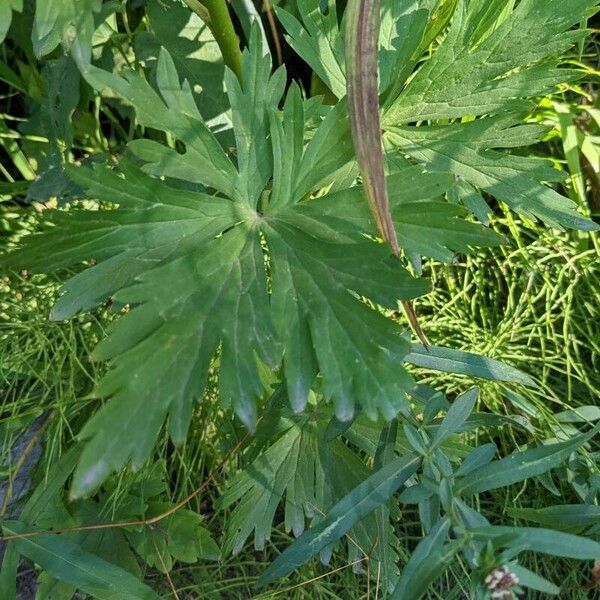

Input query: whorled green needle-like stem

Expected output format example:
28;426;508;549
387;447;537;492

345;0;428;346
185;0;243;82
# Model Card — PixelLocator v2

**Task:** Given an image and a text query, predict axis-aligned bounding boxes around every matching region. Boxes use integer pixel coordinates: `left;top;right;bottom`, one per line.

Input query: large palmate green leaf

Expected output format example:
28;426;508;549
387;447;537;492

4;162;238;320
3;0;595;508
267;211;425;419
386;118;596;230
2;0;600;598
1;34;427;497
278;0;597;232
86;48;238;193
70;225;280;496
384;0;592;124
300;164;502;262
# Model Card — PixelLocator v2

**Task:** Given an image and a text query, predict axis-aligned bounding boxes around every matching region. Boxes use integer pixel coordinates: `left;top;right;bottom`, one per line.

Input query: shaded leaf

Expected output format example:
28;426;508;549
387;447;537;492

431;388;477;447
257;454;420;587
391;518;458;600
509;563;560;596
507;504;600;531
2;521;160;600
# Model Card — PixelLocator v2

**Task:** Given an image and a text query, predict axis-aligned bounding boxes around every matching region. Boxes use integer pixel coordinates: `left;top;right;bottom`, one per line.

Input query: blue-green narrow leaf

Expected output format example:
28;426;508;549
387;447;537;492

405;344;536;386
471;525;600;560
507;504;600;530
392;518;458;600
509;563;560;595
431;388;478;447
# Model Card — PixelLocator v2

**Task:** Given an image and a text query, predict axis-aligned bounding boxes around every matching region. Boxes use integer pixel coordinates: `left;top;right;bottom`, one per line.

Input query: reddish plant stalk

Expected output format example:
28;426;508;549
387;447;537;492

345;0;428;346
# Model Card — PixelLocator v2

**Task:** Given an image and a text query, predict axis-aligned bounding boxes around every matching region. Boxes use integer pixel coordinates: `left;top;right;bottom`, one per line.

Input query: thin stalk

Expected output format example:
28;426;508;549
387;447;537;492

185;0;243;81
345;0;428;346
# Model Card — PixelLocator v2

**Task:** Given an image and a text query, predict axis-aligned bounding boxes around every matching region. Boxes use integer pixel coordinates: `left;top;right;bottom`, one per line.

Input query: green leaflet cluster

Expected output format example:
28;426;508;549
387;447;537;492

217;393;402;593
278;0;599;232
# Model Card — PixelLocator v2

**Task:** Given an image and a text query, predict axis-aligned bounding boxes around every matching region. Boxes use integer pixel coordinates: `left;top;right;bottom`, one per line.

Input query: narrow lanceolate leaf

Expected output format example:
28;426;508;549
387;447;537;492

508;564;560;596
455;443;497;477
257;454;420;588
507;505;600;531
0;448;81;600
345;0;398;252
374;419;399;470
373;419;400;593
2;522;160;600
0;1;15;44
456;424;600;496
470;526;600;560
431;388;478;448
392;518;458;600
405;344;536;387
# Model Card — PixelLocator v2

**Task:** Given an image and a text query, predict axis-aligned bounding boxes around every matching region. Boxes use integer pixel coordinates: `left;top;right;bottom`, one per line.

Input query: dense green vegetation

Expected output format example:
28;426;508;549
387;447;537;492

0;1;599;598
